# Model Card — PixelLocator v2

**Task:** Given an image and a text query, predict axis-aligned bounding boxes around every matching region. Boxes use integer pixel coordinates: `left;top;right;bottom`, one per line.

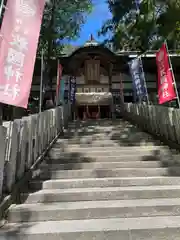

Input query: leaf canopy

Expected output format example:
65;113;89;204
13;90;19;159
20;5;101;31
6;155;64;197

99;0;180;51
38;0;92;58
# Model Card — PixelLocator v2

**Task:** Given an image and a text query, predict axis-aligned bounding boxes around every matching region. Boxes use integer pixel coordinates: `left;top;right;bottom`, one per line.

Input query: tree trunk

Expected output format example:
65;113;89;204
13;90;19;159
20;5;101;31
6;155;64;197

43;0;56;109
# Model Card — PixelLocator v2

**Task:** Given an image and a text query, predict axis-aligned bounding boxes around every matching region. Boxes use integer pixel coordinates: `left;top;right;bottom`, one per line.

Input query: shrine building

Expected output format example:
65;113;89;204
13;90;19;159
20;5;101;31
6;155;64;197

30;35;180;119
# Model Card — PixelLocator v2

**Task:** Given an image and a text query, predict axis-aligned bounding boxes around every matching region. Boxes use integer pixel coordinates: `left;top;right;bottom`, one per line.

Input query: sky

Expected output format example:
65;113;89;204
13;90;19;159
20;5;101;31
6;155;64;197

70;0;112;46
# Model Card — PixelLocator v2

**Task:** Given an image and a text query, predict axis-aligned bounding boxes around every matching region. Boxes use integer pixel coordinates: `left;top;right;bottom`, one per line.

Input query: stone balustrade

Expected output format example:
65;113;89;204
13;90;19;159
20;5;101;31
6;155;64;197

123;103;180;146
0;106;68;202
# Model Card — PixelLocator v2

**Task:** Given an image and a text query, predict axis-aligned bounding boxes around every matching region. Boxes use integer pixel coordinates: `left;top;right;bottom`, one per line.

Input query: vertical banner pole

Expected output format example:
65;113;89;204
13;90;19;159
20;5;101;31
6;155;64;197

165;41;180;108
39;49;44;113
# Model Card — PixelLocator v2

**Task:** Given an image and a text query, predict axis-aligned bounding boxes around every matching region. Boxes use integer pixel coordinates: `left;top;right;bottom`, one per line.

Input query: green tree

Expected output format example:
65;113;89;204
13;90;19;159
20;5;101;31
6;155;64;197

38;0;92;58
39;0;92;105
100;0;180;51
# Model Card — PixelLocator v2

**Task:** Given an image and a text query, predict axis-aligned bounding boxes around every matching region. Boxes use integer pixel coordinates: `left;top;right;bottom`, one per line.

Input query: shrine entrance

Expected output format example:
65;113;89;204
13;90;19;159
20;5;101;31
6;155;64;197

75;92;112;120
86;105;100;119
76;105;110;120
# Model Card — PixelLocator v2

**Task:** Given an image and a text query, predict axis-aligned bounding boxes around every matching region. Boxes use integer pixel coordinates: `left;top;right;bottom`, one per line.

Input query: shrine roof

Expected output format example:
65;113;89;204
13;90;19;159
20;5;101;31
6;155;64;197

59;34;115;58
35;36;180;74
60;43;116;58
60;43;180;59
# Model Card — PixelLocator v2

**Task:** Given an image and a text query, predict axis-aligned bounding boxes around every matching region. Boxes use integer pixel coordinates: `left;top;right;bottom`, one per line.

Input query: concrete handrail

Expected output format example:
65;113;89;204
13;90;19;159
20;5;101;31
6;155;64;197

0;106;68;201
122;103;180;147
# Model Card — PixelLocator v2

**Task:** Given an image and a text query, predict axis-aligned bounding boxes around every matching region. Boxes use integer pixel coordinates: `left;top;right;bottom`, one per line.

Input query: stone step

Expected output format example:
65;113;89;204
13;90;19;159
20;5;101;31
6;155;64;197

37;168;167;179
65;127;120;131
59;140;158;148
8;198;180;222
21;185;180;203
3;216;180;240
45;154;157;163
65;143;159;147
48;150;158;160
54;140;157;147
50;145;159;154
62;141;119;147
29;177;180;190
68;121;122;126
39;161;161;170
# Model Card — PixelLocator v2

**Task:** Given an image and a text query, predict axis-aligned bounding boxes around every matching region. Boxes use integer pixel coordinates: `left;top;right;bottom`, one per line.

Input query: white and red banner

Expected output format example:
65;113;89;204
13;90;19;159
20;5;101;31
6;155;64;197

0;0;45;108
56;63;63;104
156;43;176;104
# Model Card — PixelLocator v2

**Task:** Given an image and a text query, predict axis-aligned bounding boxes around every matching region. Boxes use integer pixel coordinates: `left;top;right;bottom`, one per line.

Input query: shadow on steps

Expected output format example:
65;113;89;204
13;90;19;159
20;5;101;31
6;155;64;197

110;123;163;147
3;119;180;239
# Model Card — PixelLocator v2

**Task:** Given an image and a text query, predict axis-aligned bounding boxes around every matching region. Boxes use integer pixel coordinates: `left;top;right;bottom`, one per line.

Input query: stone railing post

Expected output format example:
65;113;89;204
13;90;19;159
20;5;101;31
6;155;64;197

0;106;67;200
122;103;180;147
0;126;7;197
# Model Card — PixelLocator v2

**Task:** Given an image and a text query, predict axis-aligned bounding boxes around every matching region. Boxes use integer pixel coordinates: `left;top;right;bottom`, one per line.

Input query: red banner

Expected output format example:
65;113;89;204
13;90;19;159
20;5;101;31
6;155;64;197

56;63;63;104
0;0;45;108
156;43;176;104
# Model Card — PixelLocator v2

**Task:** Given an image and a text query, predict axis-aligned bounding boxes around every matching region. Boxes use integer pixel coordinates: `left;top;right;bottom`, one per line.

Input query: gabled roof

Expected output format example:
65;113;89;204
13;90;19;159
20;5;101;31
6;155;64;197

60;35;116;58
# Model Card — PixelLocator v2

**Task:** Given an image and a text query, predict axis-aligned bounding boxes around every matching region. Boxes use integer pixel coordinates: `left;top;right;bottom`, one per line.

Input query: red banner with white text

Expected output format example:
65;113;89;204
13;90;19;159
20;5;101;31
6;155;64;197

0;0;45;108
156;43;176;104
56;63;63;105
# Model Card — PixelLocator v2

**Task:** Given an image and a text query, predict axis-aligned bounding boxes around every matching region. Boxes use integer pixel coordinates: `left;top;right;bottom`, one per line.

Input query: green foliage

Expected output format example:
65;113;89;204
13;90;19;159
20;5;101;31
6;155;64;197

37;0;92;58
99;0;180;51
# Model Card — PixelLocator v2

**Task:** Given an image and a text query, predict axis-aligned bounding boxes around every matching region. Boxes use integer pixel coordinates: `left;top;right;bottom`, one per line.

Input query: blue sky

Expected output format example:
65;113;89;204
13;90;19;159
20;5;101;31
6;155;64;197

71;0;112;46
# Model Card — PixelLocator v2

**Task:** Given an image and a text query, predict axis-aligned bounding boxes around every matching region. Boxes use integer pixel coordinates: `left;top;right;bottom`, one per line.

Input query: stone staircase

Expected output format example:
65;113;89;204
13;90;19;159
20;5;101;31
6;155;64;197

2;120;180;239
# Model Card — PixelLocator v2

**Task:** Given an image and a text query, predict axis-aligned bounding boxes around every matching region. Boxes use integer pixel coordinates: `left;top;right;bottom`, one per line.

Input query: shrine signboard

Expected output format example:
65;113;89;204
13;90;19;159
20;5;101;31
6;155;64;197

76;87;109;93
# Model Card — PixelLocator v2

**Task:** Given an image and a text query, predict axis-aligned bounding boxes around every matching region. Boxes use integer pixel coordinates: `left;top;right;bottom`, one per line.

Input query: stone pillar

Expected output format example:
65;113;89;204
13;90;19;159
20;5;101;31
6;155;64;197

0;126;7;197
